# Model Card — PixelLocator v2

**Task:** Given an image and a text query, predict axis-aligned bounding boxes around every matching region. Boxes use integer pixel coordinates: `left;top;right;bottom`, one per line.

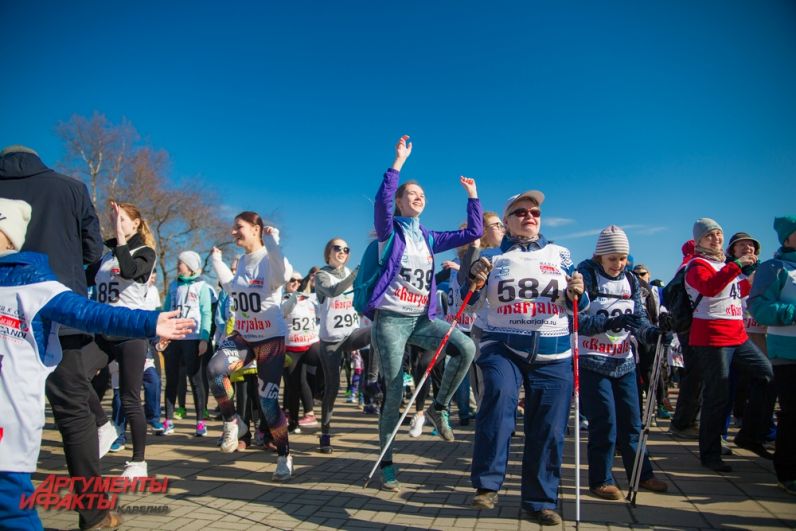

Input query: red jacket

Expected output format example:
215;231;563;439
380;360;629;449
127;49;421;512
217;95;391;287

686;258;749;347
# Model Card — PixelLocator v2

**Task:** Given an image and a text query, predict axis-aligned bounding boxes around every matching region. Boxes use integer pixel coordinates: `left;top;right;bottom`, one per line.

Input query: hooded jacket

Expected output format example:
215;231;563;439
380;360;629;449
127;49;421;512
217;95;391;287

749;246;796;362
0;150;102;297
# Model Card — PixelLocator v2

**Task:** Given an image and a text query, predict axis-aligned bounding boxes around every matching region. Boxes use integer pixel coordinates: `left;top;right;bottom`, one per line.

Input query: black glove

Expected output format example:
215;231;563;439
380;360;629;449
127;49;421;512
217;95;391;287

658;311;673;333
606;313;642;332
656;329;674;347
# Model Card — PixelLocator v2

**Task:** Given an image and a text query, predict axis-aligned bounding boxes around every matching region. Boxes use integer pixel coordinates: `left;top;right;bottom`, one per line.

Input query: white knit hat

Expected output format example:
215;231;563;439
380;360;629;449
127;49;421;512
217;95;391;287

178;251;202;274
0;198;32;251
594;225;629;256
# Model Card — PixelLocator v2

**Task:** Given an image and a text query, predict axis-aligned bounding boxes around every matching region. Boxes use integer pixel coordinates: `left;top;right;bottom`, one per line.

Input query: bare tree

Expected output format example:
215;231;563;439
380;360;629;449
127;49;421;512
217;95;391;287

57;113;227;296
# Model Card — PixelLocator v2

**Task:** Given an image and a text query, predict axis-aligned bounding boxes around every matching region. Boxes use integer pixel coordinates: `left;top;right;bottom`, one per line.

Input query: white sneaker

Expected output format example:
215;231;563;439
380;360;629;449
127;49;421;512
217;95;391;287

121;460;148;478
409;413;425;438
273;455;293;481
220;418;240;453
98;422;119;459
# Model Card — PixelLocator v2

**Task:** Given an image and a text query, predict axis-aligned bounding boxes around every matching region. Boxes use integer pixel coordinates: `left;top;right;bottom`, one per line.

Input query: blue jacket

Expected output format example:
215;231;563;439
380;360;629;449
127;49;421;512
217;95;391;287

0;252;158;359
366;168;483;319
576;258;657;378
749;247;796;362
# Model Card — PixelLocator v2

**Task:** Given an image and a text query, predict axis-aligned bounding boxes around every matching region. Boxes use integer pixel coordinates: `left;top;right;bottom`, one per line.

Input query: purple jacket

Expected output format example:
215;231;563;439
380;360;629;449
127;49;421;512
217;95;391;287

366;168;483;319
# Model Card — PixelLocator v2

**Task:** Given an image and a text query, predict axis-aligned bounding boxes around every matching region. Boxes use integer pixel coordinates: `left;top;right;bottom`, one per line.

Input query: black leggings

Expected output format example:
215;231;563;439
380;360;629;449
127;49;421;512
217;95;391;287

285;343;321;428
318;327;372;434
96;336;148;462
164;340;206;422
409;346;443;412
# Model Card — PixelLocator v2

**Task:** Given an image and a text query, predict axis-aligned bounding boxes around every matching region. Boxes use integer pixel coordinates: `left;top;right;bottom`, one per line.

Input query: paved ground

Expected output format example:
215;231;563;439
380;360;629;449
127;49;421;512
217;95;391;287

36;389;795;530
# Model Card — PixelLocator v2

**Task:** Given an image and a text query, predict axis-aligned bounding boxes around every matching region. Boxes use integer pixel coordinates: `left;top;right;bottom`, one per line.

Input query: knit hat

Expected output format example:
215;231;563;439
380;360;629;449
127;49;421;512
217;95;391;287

726;232;760;255
594;225;629;256
693;218;722;244
0;198;32;251
633;263;649;274
774;216;796;245
178;251;202;274
503;190;545;219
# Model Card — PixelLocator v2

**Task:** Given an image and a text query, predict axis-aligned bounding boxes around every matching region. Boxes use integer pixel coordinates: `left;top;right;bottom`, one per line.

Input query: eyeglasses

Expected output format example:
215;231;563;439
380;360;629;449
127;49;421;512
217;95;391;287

333;245;350;254
487;222;505;230
508;207;541;219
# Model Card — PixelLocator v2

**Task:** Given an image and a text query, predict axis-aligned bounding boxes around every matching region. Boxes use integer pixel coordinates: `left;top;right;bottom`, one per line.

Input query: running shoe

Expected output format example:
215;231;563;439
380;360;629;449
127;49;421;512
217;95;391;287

298;412;318;427
381;464;400;492
220;417;240;453
195;421;208;437
121;460;148;479
408;413;425;438
363;404;379;415
203;408;211;421
148;419;165;434
319;434;333;454
109;434;126;453
98;421;119;459
656;404;672;419
289;425;302;435
160;419;175;435
273;455;293;481
173;407;187;420
425;406;454;442
403;373;414;389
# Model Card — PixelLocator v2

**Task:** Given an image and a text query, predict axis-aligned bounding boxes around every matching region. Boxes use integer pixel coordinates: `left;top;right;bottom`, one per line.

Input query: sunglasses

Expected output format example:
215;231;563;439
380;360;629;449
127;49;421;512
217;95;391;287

333;245;350;254
636;271;649;277
508;207;541;219
289;278;302;283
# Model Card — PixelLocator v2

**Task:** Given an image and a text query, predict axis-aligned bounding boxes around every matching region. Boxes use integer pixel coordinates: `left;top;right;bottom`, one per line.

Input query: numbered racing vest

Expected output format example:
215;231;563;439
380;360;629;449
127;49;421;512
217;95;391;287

378;235;434;316
319;268;360;342
0;280;67;472
445;265;476;332
167;279;208;341
229;253;286;342
286;294;320;348
767;262;796;339
581;274;634;359
94;247;154;310
685;258;744;321
484;245;569;337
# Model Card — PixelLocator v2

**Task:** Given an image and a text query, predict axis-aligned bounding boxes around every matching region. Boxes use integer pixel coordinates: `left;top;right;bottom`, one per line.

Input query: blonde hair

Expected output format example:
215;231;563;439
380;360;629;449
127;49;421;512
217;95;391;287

480;211;502;248
118;202;156;249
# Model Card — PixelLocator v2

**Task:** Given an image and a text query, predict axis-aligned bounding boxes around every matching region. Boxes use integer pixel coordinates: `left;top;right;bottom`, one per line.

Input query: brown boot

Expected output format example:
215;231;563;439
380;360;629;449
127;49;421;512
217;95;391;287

639;476;668;492
590;483;623;500
82;510;122;530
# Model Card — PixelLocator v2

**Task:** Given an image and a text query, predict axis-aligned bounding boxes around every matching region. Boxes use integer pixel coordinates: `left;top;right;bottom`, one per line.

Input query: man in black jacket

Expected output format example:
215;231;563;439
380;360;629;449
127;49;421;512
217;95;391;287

0;145;121;530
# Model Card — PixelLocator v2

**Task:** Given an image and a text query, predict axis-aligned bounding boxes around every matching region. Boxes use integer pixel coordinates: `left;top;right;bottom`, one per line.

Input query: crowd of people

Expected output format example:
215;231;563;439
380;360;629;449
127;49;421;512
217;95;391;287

0;138;793;529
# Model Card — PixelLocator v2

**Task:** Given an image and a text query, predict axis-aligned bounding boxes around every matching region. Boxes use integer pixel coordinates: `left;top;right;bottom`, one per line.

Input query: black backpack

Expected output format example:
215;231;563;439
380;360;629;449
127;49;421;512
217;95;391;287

662;264;703;335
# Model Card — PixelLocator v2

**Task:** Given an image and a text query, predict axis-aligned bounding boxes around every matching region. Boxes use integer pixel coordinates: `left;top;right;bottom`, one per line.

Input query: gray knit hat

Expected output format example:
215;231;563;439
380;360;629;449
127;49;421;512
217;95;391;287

693;218;722;244
178;251;202;274
594;225;629;256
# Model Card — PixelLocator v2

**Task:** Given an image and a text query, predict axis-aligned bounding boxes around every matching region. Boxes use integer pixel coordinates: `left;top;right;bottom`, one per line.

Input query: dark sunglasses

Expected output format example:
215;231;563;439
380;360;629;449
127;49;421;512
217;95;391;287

636;271;649;277
289;278;302;283
333;245;350;254
508;207;541;219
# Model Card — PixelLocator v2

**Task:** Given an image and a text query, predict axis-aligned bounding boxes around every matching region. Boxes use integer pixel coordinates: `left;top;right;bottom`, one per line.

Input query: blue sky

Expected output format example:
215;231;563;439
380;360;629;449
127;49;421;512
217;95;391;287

2;1;795;282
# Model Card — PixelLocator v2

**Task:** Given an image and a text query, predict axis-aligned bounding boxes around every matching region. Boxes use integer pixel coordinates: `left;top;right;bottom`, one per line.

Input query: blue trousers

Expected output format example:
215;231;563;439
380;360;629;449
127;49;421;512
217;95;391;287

471;343;572;512
580;366;654;488
0;472;43;531
694;339;773;464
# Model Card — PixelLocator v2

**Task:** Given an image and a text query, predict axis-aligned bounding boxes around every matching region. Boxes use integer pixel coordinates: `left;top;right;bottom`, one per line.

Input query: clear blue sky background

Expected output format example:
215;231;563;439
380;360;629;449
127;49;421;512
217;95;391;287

2;1;795;282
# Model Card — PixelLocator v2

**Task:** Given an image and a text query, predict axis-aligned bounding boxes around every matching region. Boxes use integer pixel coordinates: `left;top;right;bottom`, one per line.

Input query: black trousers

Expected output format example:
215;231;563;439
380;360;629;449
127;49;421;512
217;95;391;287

45;335;112;529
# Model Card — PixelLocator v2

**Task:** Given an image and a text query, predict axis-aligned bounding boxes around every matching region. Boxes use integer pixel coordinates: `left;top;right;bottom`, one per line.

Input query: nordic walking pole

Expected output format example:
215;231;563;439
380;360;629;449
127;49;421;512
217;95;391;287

572;295;581;524
363;282;478;489
627;334;665;506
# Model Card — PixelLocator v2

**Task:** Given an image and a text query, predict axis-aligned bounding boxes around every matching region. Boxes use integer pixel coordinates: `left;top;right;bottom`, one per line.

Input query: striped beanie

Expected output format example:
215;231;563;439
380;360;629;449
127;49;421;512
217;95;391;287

594;225;629;256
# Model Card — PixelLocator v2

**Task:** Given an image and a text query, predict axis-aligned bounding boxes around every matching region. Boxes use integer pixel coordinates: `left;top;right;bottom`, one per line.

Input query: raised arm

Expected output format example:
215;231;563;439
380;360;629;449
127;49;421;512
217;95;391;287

263;227;293;291
375;135;412;241
211;248;234;288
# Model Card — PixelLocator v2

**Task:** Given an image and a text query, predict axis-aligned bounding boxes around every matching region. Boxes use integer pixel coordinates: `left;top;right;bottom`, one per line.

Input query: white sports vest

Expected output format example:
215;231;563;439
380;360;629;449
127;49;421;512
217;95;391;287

0;280;67;472
94;247;154;310
229;252;286;342
767;263;796;339
319;268;360;342
581;274;634;359
168;279;208;341
445;267;476;332
484;245;569;337
286;294;320;348
378;235;434;316
685;258;744;321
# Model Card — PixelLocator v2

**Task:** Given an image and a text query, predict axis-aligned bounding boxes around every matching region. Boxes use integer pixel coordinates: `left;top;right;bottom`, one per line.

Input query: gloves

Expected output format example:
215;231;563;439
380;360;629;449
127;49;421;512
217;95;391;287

468;257;493;290
658;311;673;333
606;313;642;332
655;328;674;347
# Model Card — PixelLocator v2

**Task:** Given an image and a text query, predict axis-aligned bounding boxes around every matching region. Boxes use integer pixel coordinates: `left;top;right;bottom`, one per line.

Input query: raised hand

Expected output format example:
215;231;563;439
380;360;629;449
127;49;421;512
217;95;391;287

459;176;478;199
211;246;223;260
109;201;127;245
156;310;196;340
392;135;413;171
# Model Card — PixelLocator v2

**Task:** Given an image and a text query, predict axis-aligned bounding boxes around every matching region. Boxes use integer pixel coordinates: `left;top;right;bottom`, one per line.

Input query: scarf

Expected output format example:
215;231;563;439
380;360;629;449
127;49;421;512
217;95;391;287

395;216;425;245
695;245;725;263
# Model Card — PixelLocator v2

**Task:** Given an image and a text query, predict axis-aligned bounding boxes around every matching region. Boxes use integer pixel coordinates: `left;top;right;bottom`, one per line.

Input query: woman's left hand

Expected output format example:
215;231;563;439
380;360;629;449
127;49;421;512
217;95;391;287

110;201;127;245
566;272;584;301
460;176;478;199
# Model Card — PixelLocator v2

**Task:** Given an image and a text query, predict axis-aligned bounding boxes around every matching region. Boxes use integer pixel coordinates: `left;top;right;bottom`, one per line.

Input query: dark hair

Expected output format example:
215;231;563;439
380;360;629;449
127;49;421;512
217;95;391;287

324;237;348;265
235;211;264;243
394;180;423;216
